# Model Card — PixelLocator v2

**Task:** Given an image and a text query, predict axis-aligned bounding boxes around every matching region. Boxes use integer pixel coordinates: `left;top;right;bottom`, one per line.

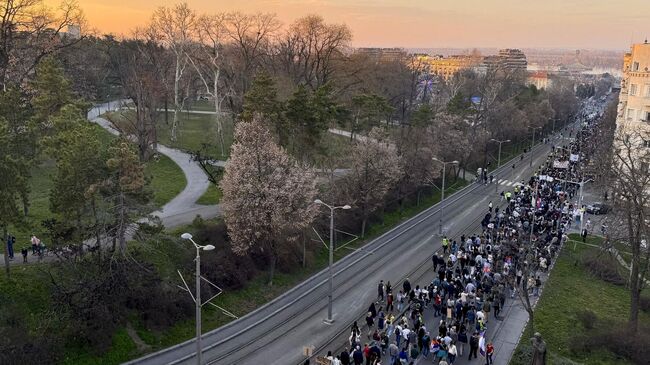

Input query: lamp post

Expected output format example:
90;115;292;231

528;126;543;167
314;199;351;324
180;233;215;365
490;138;510;192
432;158;459;235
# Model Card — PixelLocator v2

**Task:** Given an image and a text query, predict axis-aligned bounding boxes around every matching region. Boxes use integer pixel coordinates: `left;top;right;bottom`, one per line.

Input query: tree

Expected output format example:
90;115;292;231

223;11;280;111
30;56;76;126
350;93;393;140
0;0;84;89
241;72;285;143
285;83;337;162
107;39;163;161
607;127;650;333
188;12;230;156
47;105;107;251
0;119;29;277
279;15;351;90
103;139;150;254
148;2;196;142
220;119;317;285
341;128;402;237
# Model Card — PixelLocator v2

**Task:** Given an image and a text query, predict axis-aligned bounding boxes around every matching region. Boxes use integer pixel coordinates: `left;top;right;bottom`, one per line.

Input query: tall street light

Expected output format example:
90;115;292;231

432;157;459;235
181;233;215;365
490;138;510;192
528;126;543;167
314;199;351;324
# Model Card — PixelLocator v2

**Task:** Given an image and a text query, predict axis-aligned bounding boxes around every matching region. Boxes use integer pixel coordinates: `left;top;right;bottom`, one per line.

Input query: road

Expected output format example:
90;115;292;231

125;125;561;365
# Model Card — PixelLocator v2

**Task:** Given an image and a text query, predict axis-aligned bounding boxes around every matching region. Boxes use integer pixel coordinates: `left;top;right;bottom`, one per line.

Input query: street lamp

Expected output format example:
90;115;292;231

528;126;543;167
181;233;215;365
432;158;459;235
314;199;351;324
490;139;511;192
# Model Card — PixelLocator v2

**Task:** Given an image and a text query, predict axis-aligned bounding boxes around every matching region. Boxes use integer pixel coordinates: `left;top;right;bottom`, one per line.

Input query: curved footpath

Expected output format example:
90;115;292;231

88;101;221;228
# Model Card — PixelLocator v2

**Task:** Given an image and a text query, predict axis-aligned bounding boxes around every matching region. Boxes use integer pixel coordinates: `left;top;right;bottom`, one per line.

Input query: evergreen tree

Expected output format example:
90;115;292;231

241;72;286;144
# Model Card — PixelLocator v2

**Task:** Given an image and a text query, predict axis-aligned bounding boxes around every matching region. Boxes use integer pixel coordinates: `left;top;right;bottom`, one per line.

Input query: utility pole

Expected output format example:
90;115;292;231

432;158;458;235
314;199;351;324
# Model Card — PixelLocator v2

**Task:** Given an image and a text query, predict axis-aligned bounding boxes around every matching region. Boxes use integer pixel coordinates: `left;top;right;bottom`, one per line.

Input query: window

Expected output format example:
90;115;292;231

646;111;650;122
645;84;650;98
630;83;638;96
633;61;640;71
644;140;650;148
627;108;635;120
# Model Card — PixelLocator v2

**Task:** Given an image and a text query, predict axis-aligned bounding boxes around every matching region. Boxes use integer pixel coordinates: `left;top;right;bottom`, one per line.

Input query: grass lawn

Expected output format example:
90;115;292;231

510;234;650;365
196;183;222;205
145;154;187;207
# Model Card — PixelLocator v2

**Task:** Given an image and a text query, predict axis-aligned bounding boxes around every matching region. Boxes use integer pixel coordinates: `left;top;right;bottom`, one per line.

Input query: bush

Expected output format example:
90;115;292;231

640;296;650;313
192;222;258;290
581;252;625;286
576;309;597;329
570;320;650;364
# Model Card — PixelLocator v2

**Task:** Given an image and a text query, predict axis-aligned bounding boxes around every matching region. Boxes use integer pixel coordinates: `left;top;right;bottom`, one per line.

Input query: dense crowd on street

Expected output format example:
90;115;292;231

308;102;605;365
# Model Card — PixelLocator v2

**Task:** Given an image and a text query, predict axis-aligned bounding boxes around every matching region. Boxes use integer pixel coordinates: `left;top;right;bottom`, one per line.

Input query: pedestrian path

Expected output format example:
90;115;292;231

496;179;524;187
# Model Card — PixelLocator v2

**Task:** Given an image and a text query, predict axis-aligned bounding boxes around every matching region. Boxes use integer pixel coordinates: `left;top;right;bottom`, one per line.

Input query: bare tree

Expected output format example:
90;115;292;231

223;12;280;111
279;15;351;90
340;127;402;237
607;127;650;333
148;2;196;142
188;13;230;156
0;0;85;89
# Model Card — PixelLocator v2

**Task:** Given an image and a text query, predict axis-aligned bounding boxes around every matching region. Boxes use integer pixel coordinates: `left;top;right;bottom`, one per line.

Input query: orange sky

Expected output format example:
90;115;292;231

65;0;649;50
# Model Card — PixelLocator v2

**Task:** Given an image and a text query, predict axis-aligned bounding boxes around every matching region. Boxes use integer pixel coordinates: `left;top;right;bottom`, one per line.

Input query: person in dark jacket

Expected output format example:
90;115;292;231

468;331;480;360
340;348;351;365
352;346;364;365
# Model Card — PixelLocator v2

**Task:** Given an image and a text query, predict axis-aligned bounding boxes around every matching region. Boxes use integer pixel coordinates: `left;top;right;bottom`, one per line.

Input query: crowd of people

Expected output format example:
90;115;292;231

4;234;46;263
309;103;604;365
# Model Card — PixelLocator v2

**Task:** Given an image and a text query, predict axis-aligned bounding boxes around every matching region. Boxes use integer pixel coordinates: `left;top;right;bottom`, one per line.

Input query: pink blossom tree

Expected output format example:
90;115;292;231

220;119;317;285
342;127;403;237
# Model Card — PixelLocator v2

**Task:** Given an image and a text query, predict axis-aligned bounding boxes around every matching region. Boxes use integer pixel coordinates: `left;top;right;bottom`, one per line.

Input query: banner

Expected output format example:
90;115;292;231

553;160;569;169
570;154;580;162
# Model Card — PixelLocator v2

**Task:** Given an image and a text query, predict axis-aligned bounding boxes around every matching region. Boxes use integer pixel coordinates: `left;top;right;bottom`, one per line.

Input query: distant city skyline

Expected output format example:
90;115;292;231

69;0;649;50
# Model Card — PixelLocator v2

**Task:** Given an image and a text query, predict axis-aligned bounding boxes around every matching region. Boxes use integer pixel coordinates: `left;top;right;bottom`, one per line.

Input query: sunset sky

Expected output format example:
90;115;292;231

71;0;649;50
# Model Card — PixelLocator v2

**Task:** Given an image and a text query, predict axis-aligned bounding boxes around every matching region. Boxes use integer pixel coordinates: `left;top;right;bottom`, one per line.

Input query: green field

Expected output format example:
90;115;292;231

196;183;222;205
145;154;187;207
510;234;650;365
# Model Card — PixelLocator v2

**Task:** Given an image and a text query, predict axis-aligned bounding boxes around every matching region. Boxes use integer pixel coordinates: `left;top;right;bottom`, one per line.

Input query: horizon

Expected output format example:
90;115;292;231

68;0;648;51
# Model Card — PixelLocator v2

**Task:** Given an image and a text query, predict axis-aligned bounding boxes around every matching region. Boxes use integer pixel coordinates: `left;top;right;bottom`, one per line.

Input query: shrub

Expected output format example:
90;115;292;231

192;222;258;290
576;309;597;329
581;251;625;286
640;296;650;313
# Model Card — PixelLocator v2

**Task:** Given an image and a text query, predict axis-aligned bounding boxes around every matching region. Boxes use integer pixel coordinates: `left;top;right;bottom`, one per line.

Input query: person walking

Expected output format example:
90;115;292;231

386;291;394;312
378;280;385;302
485;341;494;365
442;237;449;255
448;342;457;364
468;331;480;360
340;348;351;365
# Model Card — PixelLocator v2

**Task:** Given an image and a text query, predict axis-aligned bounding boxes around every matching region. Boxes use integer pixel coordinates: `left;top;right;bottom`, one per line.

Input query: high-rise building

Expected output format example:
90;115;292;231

616;42;650;129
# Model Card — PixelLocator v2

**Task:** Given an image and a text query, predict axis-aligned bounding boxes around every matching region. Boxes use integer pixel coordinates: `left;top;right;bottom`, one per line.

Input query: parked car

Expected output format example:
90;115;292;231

586;202;610;215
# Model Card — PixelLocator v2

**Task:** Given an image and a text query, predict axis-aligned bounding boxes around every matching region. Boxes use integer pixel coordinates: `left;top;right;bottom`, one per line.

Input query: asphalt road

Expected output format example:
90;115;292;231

124;126;561;365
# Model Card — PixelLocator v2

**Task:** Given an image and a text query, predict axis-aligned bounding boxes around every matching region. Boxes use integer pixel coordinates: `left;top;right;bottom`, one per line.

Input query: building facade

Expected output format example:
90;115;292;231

616;42;650;129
